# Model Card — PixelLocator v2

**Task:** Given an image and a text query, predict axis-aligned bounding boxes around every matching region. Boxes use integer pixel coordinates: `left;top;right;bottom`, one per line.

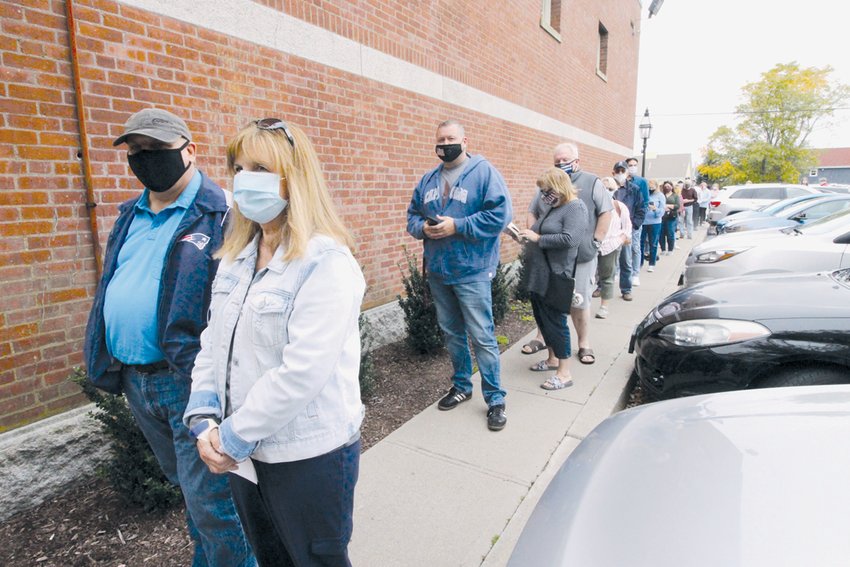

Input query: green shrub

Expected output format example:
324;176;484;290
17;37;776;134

513;248;531;301
490;262;511;325
397;249;444;354
358;313;376;398
70;368;182;511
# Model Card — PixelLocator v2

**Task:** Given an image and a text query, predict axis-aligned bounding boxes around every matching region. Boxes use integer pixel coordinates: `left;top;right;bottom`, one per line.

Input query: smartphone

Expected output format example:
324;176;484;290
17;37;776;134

425;216;441;226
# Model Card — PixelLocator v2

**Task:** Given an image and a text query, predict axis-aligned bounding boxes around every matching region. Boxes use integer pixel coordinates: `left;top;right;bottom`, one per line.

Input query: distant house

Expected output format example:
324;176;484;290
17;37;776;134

804;148;850;185
640;153;695;182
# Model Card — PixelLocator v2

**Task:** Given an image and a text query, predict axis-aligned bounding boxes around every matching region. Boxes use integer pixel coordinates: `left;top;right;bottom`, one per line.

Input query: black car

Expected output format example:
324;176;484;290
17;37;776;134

629;269;850;399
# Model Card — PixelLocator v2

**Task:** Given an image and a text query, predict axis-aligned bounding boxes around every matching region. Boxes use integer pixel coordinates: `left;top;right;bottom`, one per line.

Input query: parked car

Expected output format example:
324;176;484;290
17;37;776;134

507;385;850;567
713;192;831;234
717;194;850;235
683;208;850;286
629;269;850;399
707;183;824;224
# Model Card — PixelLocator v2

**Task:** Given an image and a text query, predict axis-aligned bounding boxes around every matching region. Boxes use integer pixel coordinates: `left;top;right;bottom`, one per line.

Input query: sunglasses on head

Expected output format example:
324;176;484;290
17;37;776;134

254;118;295;148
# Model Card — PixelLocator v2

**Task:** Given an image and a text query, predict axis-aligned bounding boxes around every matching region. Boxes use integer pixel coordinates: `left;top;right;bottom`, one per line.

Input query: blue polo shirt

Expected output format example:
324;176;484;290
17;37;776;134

103;172;201;364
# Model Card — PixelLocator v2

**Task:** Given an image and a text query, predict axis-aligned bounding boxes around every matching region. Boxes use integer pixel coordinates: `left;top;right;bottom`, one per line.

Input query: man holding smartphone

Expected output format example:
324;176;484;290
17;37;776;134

406;119;512;431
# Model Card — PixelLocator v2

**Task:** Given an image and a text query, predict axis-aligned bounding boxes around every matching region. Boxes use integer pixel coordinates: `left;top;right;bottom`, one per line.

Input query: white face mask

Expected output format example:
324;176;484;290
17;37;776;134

233;171;288;224
614;173;627;186
627;165;638;176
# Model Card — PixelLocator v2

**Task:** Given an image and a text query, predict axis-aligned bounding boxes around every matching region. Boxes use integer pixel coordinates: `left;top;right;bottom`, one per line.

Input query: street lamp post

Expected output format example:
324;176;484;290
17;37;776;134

639;108;652;178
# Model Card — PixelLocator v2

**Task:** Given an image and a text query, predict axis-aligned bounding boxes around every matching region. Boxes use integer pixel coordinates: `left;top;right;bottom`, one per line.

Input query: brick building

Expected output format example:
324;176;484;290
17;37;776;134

0;0;640;430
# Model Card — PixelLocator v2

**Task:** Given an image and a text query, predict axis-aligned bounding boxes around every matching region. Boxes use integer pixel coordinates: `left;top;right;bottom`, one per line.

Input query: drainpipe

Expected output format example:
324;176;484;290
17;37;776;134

65;0;103;278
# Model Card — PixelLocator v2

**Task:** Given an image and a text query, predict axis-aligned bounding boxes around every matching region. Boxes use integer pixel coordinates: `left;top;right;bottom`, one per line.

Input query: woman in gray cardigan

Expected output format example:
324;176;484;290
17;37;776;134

520;167;589;390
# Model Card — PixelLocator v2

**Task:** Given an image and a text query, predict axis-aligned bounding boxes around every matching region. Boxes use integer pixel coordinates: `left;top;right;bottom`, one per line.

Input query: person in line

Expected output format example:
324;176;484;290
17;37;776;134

626;157;650;281
613;161;645;301
595;176;631;319
659;181;680;255
674;181;686;240
641;179;665;272
84;108;255;567
519;167;588;390
697;181;710;226
185;118;365;566
680;180;698;238
407;120;512;431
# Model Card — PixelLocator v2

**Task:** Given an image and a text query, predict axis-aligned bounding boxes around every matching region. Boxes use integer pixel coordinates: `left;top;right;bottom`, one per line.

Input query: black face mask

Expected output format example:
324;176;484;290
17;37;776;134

127;140;190;192
435;143;464;163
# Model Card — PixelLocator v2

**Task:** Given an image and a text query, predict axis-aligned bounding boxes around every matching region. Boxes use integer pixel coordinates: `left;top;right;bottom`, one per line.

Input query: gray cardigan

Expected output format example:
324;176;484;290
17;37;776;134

524;198;589;298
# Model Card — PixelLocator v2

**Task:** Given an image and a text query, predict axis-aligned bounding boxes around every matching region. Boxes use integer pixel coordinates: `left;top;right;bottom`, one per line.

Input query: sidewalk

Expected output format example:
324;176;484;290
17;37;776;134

350;235;701;566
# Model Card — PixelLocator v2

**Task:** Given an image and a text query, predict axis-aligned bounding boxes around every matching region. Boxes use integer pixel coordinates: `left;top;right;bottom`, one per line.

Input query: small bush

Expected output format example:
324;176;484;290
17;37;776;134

397;249;444;354
358;313;376;398
490;262;510;325
71;368;182;512
513;247;532;301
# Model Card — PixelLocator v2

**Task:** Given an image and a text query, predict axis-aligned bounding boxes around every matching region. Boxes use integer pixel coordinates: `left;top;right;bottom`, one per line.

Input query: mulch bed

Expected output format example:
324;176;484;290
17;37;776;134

0;301;536;566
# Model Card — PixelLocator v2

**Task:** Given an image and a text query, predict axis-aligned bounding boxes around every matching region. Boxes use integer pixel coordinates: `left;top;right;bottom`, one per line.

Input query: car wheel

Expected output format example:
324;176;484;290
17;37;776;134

755;366;850;389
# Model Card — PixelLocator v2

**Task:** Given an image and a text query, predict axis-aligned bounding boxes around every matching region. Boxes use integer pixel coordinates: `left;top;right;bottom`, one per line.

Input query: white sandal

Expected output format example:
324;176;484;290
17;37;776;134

540;375;573;390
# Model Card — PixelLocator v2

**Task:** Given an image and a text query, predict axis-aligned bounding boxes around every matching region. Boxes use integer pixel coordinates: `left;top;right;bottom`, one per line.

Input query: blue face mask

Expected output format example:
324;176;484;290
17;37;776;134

558;161;576;175
233;171;288;224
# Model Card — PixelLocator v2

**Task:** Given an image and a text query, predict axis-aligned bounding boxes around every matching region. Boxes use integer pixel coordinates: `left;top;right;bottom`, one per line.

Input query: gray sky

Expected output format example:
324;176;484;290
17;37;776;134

633;0;850;162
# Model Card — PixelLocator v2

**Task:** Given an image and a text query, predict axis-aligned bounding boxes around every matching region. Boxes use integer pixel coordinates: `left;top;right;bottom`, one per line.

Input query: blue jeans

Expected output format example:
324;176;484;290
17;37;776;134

683;205;694;237
122;367;256;567
660;218;677;251
641;224;660;266
630;227;641;277
428;277;505;406
618;242;632;294
229;440;360;567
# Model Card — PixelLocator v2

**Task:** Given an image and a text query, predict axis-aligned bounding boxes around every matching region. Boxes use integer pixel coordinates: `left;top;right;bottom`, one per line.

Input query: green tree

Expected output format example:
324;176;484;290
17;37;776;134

698;62;850;185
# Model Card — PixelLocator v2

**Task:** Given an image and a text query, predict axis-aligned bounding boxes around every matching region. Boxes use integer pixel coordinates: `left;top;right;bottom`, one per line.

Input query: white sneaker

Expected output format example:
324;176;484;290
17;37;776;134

632;276;641;286
648;266;655;272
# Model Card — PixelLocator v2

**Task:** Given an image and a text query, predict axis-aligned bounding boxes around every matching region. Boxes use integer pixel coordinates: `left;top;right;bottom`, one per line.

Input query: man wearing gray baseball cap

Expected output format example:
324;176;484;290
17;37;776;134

85;108;256;566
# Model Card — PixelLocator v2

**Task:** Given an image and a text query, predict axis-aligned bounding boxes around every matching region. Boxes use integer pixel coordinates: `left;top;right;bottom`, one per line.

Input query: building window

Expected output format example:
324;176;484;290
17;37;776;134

540;0;562;42
809;168;818;177
597;22;609;80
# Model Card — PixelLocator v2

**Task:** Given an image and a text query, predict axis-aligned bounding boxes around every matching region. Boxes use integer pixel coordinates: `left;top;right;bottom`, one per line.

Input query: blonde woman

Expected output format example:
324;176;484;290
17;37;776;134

184;119;365;566
520;167;588;390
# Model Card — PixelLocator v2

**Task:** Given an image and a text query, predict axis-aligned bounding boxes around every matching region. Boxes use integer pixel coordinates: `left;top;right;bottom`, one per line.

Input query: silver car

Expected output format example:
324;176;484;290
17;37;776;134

708;183;824;224
508;386;850;567
683;208;850;286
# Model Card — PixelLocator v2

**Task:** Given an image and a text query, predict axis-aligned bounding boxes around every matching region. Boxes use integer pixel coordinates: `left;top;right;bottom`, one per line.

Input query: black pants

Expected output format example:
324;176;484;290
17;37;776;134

229;440;360;567
530;296;571;359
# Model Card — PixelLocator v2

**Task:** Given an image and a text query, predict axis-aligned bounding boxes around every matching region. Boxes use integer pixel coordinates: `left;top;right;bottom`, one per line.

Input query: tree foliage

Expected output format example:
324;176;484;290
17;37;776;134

698;62;850;185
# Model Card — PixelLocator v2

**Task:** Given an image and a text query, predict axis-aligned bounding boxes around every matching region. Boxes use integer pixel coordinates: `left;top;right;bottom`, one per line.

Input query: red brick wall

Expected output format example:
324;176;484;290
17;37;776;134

0;0;640;429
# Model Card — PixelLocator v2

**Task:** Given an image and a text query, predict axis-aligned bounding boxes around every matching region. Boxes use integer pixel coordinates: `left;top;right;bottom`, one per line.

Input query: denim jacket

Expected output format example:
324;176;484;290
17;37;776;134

183;235;366;463
84;172;229;394
406;154;511;284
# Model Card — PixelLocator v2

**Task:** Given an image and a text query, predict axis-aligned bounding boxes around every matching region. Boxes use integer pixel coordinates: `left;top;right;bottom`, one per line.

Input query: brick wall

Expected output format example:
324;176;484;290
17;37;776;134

0;0;640;430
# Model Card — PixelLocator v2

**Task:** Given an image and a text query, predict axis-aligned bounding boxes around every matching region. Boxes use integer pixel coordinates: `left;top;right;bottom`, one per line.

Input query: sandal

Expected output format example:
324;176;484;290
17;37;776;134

541;375;573;390
529;360;558;372
521;339;547;355
577;348;596;365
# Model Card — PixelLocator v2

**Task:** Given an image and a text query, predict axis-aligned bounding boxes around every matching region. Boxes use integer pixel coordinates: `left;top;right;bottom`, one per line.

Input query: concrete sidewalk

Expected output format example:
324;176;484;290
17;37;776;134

350;235;701;566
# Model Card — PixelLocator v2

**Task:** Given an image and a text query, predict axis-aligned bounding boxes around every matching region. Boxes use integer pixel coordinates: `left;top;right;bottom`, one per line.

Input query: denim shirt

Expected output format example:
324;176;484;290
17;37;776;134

184;234;366;463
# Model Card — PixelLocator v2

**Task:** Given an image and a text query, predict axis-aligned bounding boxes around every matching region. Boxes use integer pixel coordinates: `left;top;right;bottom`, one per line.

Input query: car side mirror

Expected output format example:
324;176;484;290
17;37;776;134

834;232;850;244
791;213;806;223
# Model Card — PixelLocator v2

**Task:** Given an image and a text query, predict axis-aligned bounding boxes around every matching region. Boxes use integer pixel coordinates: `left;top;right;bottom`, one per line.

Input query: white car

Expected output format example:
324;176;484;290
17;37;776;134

684;208;850;286
708;183;824;224
508;386;850;567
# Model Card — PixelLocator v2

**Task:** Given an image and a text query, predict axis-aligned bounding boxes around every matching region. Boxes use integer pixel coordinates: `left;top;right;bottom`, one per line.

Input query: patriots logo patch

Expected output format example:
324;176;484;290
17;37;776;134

180;233;211;250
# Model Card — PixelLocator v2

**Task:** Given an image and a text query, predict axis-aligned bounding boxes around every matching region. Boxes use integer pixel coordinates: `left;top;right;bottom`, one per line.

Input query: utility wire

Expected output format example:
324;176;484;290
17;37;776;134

641;107;850;118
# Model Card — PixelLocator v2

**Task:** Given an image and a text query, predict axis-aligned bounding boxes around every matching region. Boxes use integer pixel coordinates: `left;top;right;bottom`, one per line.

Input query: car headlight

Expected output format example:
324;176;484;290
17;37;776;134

658;319;770;347
694;247;750;263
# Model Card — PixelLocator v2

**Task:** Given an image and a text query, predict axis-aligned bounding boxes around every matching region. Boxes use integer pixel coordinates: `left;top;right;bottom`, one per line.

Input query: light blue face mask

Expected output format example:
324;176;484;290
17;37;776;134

233;171;288;224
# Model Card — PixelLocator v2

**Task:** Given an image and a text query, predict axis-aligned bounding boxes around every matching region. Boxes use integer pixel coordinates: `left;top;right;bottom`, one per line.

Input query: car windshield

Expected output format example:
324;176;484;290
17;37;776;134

795;208;850;235
763;195;822;215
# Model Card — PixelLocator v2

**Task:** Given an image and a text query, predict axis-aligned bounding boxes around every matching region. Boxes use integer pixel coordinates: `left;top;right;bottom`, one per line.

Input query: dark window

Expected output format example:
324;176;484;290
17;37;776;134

754;187;785;200
730;188;756;199
785;187;809;198
597;22;609;78
540;0;562;40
